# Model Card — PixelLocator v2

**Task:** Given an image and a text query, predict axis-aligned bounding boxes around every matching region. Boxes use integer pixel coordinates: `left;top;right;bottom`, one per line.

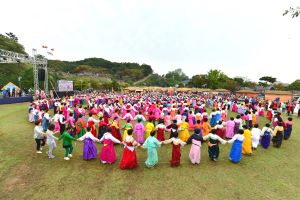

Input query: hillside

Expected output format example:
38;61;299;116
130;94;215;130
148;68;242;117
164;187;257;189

0;33;153;91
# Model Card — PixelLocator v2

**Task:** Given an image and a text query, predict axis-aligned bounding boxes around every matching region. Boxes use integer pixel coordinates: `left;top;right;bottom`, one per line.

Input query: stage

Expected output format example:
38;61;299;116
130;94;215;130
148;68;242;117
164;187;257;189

0;96;33;104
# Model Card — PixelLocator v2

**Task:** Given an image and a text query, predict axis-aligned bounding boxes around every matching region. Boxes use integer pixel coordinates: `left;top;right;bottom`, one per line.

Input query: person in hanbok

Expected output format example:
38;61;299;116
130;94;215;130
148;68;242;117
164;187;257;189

272;122;284;148
186;129;203;164
142;131;162;168
134;111;146;122
203;129;227;161
187;110;195;129
77;127;100;160
76;114;86;138
215;121;224;139
99;127;121;164
251;124;261;150
134;118;145;144
67;112;76;137
215;109;221;123
164;112;171;132
122;119;133;141
28;104;34;122
227;129;245;163
87;113;100;138
110;117;122;142
166;120;179;139
59;111;66;135
98;117;108;140
209;109;217;127
155;119;166;141
225;117;235;139
42;109;51;131
260;123;273;149
119;129;140;169
221;108;227;122
179;118;190;142
284;117;293;140
234;115;242;135
162;131;186;167
202;118;212;137
145;119;155;139
46;124;58;159
242;125;252;155
175;111;182;124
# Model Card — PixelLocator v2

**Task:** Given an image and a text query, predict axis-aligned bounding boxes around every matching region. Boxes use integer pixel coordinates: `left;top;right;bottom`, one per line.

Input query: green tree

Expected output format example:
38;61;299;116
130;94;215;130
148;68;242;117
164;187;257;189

206;69;229;89
164;68;189;87
288;79;300;90
0;33;26;54
188;74;208;88
224;79;239;92
259;76;277;87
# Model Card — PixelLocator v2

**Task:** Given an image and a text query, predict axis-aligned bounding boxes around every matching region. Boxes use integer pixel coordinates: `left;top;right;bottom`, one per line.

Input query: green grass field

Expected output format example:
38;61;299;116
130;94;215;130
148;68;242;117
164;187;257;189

0;103;299;200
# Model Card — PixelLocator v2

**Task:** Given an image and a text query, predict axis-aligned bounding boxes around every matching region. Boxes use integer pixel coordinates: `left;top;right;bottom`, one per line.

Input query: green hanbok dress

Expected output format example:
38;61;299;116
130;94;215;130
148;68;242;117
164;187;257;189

142;136;161;168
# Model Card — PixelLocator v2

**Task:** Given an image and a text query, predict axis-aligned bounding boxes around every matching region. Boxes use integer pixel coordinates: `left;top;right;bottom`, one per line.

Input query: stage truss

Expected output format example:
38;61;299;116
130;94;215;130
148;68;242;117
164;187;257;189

0;48;48;94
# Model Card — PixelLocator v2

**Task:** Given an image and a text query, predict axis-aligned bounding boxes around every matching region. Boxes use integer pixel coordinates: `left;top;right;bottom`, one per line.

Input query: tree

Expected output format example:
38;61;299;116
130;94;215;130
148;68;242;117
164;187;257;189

288;79;300;90
206;69;229;89
259;76;277;87
274;83;285;91
5;32;18;42
164;68;189;87
283;7;300;18
224;79;240;92
188;74;208;88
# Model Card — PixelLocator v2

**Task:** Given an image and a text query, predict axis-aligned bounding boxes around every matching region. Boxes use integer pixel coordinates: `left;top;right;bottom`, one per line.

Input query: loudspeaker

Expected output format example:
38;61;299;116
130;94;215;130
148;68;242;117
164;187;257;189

38;69;45;81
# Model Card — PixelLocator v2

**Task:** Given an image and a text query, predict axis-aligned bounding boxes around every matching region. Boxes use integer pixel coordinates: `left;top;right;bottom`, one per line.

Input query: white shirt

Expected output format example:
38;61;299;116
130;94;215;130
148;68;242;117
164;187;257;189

227;134;245;143
78;131;99;142
251;128;261;140
100;132;121;144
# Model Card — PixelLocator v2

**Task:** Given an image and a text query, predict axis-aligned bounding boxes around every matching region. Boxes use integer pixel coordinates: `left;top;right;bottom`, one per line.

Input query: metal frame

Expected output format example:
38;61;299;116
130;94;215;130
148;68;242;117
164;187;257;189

0;48;48;94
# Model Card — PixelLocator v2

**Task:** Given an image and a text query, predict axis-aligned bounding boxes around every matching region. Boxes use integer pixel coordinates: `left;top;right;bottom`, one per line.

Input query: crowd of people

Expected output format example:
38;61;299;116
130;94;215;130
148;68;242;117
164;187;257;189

29;91;297;169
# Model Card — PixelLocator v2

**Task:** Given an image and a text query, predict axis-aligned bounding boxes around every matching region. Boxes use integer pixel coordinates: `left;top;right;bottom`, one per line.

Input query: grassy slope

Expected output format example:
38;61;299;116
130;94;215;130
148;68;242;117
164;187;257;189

0;103;299;200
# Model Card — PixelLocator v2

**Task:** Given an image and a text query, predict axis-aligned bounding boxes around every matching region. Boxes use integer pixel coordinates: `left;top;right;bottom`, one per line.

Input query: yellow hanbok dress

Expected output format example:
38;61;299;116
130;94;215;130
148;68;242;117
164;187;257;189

242;129;252;155
145;122;155;139
179;122;190;142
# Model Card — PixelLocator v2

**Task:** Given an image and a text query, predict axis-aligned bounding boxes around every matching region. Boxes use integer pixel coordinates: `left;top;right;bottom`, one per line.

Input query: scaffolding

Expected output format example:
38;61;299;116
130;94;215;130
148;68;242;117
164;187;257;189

0;48;48;94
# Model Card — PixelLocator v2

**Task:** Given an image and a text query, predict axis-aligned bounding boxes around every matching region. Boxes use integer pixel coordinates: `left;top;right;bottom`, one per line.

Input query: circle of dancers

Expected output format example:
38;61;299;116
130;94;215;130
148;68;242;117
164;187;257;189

30;92;295;169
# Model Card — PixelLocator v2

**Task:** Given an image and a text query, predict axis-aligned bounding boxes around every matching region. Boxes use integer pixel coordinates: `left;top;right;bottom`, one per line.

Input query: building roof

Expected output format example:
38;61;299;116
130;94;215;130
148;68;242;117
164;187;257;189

236;90;259;94
265;90;292;95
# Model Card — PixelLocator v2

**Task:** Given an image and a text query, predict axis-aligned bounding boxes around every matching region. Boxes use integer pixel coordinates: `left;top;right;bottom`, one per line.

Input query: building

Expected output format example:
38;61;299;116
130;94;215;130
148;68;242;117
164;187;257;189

264;90;292;102
235;90;259;98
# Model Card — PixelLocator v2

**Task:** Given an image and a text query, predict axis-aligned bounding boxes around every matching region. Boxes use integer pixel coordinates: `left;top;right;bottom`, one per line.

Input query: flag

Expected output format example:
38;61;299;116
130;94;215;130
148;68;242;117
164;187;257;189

51;48;54;51
42;45;48;48
47;52;53;56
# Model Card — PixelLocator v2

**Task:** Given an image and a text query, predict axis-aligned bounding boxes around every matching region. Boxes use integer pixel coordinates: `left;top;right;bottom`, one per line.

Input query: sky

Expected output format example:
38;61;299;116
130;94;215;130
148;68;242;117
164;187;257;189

1;0;300;83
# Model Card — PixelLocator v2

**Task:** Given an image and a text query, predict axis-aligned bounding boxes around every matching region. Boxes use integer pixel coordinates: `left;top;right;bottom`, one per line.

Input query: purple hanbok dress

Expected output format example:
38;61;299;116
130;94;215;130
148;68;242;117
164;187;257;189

83;138;98;160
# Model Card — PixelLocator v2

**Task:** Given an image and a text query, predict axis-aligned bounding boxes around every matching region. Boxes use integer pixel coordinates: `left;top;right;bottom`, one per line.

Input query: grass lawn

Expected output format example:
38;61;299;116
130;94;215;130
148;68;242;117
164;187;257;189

0;103;300;200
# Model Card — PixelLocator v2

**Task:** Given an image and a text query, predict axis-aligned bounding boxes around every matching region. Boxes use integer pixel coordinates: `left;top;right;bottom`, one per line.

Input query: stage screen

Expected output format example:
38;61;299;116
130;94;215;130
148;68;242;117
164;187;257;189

58;80;73;92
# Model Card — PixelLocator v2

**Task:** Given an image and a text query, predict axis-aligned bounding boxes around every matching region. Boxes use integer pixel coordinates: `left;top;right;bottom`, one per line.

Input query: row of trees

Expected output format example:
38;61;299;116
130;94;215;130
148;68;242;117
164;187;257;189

140;68;300;91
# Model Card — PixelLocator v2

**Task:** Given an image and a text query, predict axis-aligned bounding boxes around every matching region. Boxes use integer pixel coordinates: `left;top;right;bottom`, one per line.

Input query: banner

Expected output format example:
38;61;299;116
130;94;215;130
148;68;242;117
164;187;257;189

58;80;73;92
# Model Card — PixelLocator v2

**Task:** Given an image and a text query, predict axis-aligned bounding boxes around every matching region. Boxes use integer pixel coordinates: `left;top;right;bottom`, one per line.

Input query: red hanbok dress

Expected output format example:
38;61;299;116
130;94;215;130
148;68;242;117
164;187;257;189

119;138;138;169
88;120;97;138
156;124;165;141
162;138;186;167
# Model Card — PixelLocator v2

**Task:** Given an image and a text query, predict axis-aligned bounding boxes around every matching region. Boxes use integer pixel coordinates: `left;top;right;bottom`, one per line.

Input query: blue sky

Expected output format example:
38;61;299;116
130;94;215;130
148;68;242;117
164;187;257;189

1;0;300;83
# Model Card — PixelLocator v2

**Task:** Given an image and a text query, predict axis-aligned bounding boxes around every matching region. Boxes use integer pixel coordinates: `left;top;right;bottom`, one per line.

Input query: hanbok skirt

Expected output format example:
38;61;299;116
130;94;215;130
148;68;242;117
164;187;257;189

284;126;292;140
119;146;137;169
170;144;181;167
145;147;158;168
208;145;219;160
261;133;270;149
83;138;97;160
272;132;283;148
99;143;117;163
189;140;201;164
229;140;242;163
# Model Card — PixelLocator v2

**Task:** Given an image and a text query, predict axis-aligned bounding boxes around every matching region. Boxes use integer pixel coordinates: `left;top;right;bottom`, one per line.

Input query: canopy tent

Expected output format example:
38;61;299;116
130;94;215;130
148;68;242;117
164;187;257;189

1;82;20;91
